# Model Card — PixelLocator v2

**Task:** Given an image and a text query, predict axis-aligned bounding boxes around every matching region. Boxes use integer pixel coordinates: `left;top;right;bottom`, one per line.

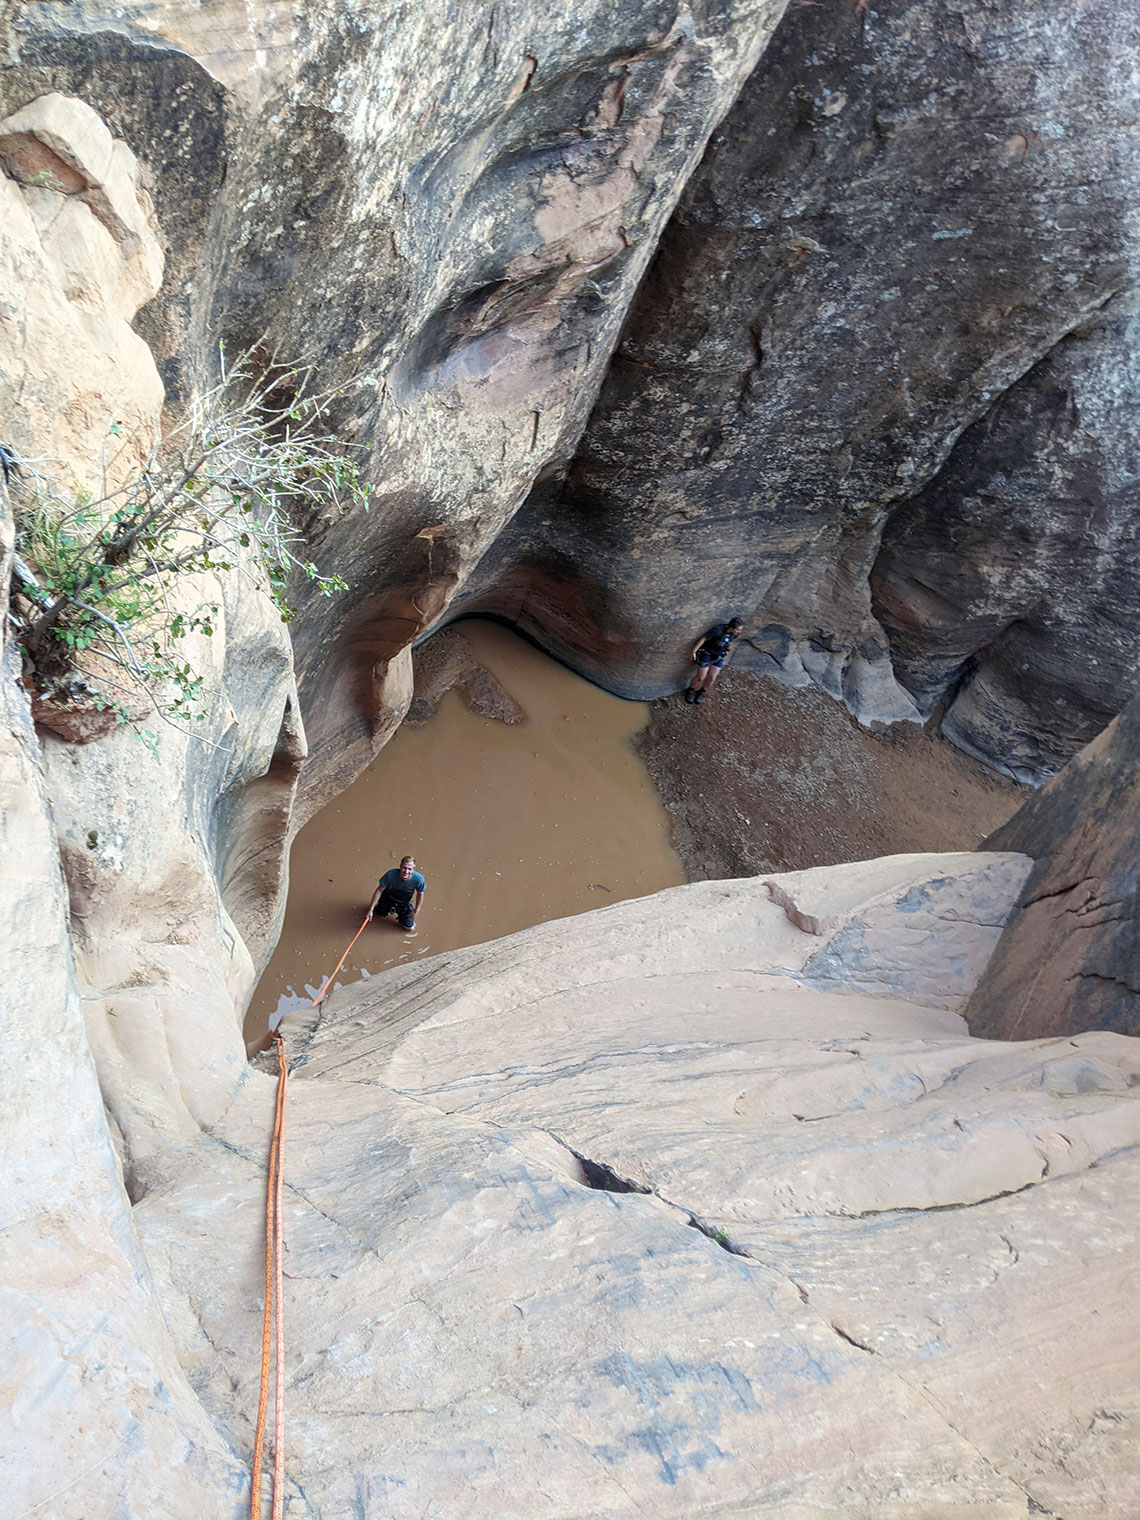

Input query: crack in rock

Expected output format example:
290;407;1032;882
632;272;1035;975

793;1273;1065;1517
569;1149;651;1195
684;1214;753;1258
1025;876;1100;907
828;1321;876;1355
1068;968;1140;996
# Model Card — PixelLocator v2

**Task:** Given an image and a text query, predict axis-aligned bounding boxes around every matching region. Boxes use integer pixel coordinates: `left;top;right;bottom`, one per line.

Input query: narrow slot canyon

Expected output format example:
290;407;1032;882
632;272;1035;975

5;1;1140;1513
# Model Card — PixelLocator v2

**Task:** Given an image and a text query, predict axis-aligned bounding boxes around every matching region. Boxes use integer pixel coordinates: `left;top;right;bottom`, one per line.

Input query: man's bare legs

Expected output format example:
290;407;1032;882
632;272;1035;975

686;664;721;702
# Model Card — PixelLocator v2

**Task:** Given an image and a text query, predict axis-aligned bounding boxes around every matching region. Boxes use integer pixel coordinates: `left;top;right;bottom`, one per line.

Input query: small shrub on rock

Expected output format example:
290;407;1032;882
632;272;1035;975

6;348;369;746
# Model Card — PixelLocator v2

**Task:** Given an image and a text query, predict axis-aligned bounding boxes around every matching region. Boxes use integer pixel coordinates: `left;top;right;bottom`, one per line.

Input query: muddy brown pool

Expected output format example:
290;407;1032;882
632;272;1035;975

245;621;685;1042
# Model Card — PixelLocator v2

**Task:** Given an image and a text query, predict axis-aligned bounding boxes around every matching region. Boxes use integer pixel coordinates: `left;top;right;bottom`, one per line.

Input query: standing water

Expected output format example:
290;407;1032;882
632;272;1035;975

245;620;686;1044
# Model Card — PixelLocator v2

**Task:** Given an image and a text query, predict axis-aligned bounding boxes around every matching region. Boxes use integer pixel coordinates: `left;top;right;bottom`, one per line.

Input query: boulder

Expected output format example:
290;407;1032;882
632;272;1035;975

405;625;527;726
965;696;1140;1040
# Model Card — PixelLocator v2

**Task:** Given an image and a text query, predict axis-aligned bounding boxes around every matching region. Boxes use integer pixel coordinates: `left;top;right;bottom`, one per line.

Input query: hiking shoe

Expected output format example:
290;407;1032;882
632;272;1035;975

695;690;705;704
684;688;697;703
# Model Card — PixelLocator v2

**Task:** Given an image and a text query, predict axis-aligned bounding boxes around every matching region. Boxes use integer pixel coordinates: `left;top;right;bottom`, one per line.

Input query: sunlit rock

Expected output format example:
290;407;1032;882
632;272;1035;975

125;852;1140;1518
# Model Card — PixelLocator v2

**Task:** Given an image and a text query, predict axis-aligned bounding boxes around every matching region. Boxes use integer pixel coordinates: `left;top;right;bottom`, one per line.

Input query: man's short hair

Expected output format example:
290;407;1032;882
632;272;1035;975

400;855;415;866
727;617;744;630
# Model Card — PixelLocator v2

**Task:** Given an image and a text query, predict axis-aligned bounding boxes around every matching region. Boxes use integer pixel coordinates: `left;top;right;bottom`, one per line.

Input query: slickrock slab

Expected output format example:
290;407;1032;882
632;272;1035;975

134;851;1140;1517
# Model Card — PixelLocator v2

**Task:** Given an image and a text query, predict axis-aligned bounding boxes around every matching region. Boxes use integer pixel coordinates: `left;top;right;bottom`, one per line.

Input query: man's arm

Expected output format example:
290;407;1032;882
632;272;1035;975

366;883;381;920
413;888;424;914
690;636;705;661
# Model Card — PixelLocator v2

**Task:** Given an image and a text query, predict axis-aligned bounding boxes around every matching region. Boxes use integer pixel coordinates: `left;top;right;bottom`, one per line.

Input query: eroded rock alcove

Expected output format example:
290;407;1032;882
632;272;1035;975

2;2;1139;1515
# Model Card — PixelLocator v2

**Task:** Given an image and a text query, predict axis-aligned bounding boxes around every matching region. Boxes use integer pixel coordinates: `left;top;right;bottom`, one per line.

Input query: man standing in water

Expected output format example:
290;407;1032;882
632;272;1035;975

686;618;744;704
367;855;426;931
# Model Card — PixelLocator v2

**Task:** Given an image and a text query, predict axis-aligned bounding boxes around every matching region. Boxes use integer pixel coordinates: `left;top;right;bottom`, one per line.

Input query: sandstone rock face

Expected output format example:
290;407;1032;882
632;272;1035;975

873;292;1140;781
0;92;164;486
3;0;790;812
0;92;302;1511
6;379;1140;1520
241;0;789;815
0;93;167;744
44;574;301;1192
115;850;1140;1519
3;13;1140;1518
966;696;1140;1041
4;1;1137;793
0;25;228;406
0;90;303;1167
454;0;1140;775
0;481;247;1518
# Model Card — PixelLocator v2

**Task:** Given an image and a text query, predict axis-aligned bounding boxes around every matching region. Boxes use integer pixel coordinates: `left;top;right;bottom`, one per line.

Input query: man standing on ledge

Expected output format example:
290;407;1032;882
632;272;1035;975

367;855;426;931
686;618;744;704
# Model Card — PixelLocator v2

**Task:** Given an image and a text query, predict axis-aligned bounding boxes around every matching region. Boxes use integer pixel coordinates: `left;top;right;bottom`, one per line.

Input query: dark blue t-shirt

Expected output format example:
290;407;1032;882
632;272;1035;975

700;625;735;661
379;868;426;904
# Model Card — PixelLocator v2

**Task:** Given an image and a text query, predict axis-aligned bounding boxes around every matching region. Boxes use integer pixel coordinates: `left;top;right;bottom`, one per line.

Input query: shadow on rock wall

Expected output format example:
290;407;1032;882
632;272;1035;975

454;0;1140;782
966;693;1140;1040
6;0;1138;801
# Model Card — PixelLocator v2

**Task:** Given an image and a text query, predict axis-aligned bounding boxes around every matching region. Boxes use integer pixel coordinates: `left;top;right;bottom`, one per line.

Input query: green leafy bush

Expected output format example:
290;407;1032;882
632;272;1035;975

7;348;369;745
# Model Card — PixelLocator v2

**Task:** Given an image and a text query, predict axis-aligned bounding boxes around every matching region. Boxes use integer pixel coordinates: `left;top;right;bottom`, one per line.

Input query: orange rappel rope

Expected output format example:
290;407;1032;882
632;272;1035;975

250;915;370;1514
310;914;371;1006
250;1029;288;1520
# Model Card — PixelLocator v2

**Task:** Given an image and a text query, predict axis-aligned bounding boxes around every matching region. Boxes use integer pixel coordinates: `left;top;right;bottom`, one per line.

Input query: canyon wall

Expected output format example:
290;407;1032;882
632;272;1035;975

0;94;291;1510
5;0;1136;802
0;473;251;1513
3;4;1140;1513
965;693;1140;1041
455;0;1140;781
1;0;791;814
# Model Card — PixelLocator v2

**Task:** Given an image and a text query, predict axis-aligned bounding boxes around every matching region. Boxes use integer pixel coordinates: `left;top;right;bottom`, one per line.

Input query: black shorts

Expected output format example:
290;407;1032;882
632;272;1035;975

376;888;415;926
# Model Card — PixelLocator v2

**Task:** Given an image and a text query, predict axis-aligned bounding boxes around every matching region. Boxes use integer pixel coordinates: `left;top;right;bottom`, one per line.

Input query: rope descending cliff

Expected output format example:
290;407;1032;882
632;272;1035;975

250;1030;288;1520
249;915;369;1513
